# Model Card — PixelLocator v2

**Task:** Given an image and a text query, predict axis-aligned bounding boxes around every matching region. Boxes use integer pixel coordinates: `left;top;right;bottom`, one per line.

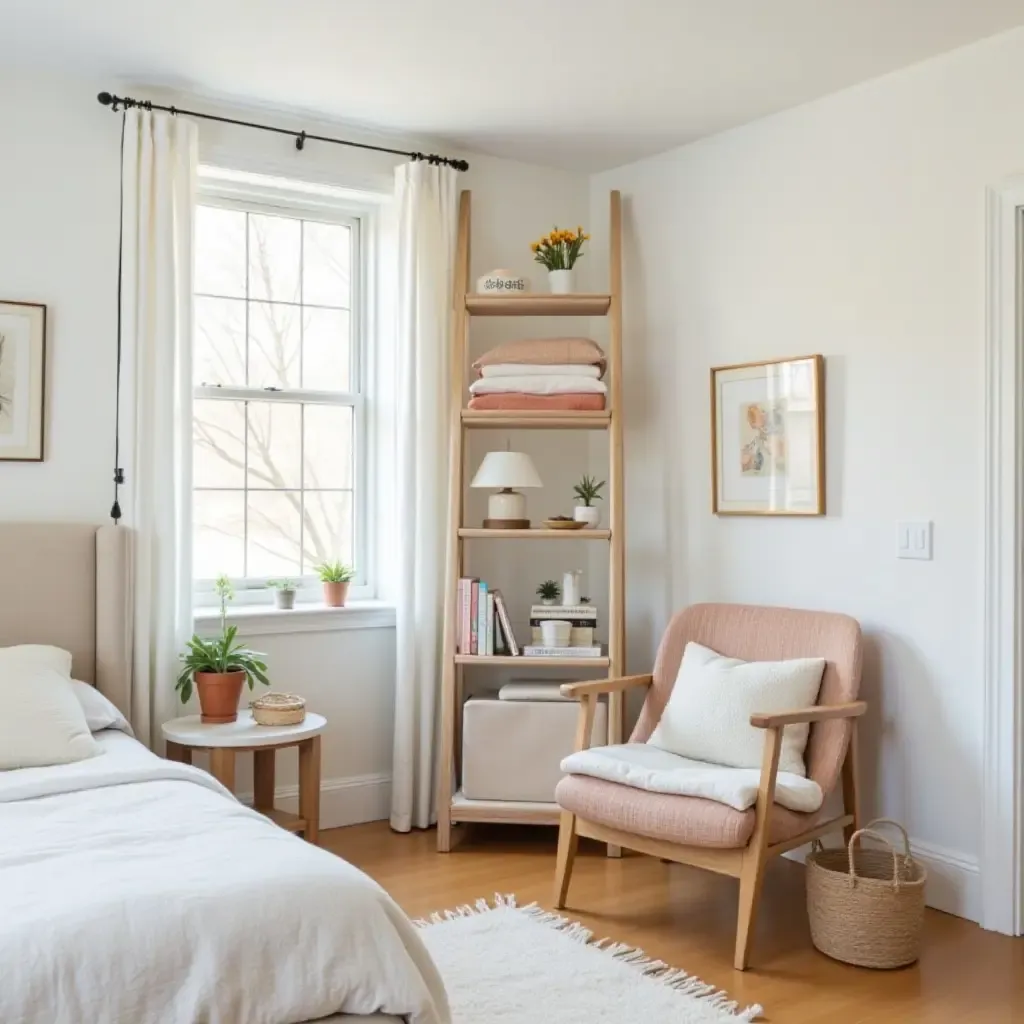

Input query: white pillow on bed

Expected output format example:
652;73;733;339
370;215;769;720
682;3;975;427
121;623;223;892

70;679;133;735
0;665;101;770
0;644;73;676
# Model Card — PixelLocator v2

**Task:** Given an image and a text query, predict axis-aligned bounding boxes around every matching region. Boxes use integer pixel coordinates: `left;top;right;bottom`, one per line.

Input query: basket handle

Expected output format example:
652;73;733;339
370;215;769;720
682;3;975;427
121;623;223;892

847;828;903;889
860;817;913;859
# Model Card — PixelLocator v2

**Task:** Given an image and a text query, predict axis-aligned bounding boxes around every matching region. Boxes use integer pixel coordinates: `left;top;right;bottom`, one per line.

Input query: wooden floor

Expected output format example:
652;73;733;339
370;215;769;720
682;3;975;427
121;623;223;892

322;822;1023;1023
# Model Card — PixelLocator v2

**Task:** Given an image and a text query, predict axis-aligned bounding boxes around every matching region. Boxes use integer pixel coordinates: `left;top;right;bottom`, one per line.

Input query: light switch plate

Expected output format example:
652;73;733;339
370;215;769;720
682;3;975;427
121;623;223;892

897;521;933;560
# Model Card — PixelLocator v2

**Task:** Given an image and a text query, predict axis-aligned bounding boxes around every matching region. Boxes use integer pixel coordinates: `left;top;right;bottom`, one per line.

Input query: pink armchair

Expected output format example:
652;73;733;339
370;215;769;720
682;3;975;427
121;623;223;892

553;603;865;970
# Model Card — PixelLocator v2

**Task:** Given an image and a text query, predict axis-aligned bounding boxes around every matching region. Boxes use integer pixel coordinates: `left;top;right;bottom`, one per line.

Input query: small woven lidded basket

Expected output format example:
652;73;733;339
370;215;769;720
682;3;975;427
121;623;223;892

806;818;927;969
250;692;306;726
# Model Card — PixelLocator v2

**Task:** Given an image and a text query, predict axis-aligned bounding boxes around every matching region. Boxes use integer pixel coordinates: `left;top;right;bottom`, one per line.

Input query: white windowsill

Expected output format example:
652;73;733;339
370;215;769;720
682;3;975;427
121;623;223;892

194;600;396;636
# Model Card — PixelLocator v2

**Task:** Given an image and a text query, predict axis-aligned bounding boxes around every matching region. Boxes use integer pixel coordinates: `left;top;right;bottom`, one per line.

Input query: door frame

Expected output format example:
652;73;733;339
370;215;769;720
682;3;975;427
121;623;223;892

982;177;1024;935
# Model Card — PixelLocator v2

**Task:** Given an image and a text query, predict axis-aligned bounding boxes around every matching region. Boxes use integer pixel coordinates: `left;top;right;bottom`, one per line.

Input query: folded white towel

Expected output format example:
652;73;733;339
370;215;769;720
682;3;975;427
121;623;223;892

561;743;824;813
469;375;608;396
480;363;602;380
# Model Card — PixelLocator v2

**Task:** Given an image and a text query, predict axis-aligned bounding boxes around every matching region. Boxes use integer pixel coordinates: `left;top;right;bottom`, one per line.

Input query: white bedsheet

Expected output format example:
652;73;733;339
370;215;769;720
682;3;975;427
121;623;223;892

0;731;450;1024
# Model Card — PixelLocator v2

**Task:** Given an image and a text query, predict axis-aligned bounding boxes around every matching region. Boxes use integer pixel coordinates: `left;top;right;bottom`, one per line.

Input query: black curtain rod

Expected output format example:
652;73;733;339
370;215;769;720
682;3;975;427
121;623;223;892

96;91;469;171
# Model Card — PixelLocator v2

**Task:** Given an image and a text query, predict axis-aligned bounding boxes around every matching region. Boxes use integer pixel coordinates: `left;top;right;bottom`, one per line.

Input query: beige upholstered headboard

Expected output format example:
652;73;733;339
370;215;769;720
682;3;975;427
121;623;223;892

0;523;132;716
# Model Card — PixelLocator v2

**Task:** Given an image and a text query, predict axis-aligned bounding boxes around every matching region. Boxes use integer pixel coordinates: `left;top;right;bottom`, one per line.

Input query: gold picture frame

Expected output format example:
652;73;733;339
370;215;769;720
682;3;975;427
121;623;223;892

711;354;824;516
0;301;47;463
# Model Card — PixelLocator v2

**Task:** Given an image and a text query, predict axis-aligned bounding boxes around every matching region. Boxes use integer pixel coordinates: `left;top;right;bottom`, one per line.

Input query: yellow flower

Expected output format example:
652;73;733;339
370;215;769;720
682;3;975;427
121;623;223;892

530;242;540;253
583;233;590;241
577;225;584;236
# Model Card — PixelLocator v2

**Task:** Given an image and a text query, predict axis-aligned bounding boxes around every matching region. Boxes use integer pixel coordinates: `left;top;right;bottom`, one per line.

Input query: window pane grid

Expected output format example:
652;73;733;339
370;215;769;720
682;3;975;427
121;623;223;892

193;199;360;585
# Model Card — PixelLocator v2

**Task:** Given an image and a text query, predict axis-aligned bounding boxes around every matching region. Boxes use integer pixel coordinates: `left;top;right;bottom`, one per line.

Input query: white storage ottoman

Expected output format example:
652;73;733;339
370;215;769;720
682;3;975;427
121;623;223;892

461;684;607;803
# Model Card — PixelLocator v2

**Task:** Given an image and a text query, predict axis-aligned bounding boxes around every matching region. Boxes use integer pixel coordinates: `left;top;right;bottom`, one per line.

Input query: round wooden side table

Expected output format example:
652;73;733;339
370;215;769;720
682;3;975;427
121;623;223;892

162;710;327;844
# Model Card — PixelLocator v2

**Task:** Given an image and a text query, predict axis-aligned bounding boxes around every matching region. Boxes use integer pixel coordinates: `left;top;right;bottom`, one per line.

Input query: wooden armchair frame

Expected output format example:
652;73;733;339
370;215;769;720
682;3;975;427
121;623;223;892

553;674;867;970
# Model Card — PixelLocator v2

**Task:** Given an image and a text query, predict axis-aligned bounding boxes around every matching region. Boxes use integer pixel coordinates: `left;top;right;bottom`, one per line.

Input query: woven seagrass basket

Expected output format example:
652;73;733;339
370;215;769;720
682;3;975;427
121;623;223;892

806;818;927;969
250;692;306;726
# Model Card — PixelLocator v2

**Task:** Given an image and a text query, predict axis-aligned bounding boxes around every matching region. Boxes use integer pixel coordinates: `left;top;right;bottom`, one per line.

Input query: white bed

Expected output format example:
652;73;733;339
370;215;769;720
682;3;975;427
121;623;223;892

0;524;449;1024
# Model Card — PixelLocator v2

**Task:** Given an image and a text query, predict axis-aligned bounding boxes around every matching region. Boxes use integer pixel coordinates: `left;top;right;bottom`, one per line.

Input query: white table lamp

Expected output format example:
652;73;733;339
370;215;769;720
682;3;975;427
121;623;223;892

471;451;542;528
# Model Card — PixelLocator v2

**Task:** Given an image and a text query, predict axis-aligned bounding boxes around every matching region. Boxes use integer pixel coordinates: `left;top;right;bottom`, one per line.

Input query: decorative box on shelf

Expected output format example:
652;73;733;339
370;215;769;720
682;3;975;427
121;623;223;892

476;268;530;294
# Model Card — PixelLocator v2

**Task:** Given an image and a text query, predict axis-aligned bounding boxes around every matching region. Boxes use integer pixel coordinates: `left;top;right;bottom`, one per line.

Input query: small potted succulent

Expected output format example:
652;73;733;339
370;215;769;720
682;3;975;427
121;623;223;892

573;474;606;529
267;578;297;610
316;561;355;608
175;575;269;723
536;579;561;606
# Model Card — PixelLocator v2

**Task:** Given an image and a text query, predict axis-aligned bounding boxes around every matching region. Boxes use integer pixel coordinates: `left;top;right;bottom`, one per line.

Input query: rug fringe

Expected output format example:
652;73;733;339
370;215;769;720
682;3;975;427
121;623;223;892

417;894;763;1022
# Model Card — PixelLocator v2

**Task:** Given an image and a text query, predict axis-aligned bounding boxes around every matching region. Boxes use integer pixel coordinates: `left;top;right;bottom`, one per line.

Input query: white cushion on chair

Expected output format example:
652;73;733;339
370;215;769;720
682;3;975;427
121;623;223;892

647;642;825;776
561;743;823;813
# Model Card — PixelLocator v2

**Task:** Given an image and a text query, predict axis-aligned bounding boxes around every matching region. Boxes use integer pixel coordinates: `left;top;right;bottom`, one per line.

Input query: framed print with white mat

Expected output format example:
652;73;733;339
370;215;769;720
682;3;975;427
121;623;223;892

0;301;46;462
711;354;824;516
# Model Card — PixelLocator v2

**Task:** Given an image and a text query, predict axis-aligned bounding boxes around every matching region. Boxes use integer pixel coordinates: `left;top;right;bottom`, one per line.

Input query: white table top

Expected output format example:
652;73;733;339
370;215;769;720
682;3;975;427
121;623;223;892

161;710;326;748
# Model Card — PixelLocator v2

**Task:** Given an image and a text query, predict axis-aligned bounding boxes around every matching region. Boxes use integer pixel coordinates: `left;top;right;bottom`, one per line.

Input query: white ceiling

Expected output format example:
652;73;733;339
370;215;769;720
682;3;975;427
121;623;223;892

4;0;1024;171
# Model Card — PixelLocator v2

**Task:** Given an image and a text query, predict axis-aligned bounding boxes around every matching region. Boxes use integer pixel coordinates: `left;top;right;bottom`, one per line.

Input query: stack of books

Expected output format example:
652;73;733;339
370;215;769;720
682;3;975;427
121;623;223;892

525;602;602;659
457;578;518;656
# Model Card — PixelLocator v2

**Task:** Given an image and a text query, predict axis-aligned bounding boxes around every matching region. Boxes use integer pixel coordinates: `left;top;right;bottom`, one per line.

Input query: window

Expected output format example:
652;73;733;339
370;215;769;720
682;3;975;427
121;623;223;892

192;185;368;600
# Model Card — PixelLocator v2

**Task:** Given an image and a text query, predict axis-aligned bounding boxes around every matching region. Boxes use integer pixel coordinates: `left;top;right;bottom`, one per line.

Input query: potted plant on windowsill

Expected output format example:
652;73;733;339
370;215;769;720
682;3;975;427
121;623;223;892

316;561;355;608
572;474;605;529
268;579;297;610
175;575;270;724
536;579;561;606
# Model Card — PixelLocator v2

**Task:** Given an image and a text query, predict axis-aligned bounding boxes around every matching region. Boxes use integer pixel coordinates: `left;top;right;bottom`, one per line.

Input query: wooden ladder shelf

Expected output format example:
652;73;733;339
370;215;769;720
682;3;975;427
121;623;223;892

436;191;626;851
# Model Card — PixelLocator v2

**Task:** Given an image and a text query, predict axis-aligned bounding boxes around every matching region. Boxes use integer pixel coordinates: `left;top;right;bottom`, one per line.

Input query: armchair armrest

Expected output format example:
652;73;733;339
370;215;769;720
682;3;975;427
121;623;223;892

750;701;867;729
560;674;653;699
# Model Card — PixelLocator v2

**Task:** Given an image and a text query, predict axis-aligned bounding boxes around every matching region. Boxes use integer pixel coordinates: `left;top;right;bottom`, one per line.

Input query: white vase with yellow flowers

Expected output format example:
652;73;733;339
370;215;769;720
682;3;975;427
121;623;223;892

531;226;589;294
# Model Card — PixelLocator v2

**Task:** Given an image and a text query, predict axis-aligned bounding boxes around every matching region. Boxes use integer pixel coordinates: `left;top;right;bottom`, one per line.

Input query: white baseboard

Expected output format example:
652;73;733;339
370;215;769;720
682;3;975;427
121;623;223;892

784;836;980;923
239;773;392;830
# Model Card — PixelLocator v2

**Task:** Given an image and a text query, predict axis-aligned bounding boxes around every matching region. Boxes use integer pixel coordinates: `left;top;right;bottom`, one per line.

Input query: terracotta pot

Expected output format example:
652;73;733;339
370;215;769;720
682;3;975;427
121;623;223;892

195;670;246;724
323;581;350;607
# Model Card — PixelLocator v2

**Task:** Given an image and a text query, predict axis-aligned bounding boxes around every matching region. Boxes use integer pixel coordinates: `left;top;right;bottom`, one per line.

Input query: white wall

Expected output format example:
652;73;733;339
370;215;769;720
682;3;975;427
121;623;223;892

592;26;1024;919
0;68;594;825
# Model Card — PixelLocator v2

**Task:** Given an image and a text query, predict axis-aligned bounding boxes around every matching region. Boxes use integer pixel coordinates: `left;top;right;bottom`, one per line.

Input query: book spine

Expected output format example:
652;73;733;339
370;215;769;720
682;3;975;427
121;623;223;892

456;579;464;653
493;590;519;657
529;605;598;618
523;645;602;658
476;581;488;656
529;617;599;627
486;593;495;655
470;581;480;655
460;579;473;654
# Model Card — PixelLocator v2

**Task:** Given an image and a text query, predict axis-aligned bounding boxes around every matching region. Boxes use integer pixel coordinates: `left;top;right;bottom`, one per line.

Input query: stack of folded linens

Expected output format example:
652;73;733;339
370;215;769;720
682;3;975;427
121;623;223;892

469;337;607;411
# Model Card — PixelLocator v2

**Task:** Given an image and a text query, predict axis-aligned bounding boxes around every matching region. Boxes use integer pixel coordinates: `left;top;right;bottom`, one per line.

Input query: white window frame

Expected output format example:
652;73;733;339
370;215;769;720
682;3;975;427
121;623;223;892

193;170;377;606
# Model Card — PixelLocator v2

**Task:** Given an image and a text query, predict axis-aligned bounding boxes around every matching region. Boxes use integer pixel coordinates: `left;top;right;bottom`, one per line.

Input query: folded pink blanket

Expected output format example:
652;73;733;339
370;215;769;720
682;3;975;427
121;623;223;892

473;337;606;377
467;393;607;411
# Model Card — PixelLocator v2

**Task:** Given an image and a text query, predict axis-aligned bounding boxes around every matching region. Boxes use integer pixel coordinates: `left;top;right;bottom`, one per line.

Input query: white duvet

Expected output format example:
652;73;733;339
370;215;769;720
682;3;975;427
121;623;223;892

0;731;450;1024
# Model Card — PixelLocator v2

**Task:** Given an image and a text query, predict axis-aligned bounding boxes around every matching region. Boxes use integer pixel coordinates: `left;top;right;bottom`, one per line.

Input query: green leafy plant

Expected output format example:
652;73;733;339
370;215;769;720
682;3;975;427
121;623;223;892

573;474;606;507
267;578;297;591
174;574;269;704
536;579;561;601
315;561;355;583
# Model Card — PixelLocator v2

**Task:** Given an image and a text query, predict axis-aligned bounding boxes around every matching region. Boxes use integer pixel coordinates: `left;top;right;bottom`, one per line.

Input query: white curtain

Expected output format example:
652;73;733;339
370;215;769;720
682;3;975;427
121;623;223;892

121;110;198;746
390;162;458;831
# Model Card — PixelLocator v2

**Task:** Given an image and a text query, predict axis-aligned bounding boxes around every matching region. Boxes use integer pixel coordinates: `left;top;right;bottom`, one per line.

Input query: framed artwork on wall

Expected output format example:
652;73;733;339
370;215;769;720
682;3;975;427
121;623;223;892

711;354;824;516
0;301;46;462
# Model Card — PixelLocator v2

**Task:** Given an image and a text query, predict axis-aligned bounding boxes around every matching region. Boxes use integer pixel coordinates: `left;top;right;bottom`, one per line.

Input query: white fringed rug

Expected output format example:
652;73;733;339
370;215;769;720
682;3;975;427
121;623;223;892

417;896;762;1023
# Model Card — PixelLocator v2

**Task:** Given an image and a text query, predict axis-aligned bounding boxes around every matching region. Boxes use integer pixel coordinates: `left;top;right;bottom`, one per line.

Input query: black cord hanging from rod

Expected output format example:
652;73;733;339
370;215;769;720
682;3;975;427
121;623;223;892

96;92;470;171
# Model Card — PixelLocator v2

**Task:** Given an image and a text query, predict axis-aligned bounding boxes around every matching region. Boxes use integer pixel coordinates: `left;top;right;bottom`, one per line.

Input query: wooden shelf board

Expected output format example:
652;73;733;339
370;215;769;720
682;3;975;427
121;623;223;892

450;791;560;826
465;293;610;317
461;409;611;430
261;808;306;834
459;527;611;540
455;655;610;668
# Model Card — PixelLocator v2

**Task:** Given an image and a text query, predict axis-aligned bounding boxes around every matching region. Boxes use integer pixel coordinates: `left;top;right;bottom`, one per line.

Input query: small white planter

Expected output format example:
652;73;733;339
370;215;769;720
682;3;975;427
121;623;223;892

548;269;575;294
273;589;297;610
573;505;600;529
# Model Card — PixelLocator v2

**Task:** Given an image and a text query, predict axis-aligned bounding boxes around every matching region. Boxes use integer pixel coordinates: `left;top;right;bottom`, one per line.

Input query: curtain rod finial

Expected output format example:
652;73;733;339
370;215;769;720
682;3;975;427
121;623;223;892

97;91;114;106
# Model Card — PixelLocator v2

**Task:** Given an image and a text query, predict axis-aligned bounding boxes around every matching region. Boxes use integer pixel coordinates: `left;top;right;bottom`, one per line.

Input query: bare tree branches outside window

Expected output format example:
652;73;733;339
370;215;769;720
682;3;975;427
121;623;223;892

192;204;357;583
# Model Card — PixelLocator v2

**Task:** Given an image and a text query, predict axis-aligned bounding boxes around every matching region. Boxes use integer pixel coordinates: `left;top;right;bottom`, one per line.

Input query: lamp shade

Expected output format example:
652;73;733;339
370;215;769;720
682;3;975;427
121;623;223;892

471;451;542;489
